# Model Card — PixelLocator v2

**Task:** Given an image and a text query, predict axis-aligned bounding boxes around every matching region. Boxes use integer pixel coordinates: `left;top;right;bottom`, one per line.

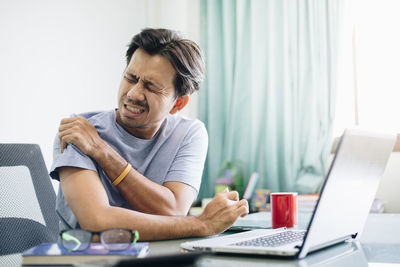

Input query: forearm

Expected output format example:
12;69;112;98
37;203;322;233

91;141;180;215
87;206;207;241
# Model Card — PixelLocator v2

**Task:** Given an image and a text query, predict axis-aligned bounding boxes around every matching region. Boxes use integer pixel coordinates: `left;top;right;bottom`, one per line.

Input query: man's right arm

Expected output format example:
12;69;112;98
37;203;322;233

59;166;248;240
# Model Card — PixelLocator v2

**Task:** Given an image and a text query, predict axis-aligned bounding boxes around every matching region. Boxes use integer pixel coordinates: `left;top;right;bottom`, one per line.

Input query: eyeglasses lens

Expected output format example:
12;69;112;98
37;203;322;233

101;229;132;250
61;229;92;251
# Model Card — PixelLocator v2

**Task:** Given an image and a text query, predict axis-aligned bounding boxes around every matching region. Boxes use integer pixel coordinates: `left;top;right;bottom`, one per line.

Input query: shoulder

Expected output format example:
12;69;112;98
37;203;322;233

165;114;208;147
72;110;115;133
167;114;206;132
74;110;113;125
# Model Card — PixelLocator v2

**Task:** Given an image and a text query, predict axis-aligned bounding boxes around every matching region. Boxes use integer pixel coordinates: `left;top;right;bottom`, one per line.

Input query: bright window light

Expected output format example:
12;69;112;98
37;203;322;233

334;0;400;136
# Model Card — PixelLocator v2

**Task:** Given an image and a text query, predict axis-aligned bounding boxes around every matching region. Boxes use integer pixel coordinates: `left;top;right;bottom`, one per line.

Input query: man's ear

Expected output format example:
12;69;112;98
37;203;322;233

170;95;189;114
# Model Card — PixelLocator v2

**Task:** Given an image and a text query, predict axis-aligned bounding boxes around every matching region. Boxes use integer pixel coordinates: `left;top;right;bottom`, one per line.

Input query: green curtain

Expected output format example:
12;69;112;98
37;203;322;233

198;0;343;199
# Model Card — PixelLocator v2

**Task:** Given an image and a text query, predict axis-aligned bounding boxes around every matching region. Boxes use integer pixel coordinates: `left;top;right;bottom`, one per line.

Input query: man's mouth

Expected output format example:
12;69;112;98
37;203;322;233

125;104;146;114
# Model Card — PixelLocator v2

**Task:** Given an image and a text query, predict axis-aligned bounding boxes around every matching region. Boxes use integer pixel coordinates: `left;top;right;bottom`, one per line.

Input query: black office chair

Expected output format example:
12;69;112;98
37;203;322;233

0;144;59;266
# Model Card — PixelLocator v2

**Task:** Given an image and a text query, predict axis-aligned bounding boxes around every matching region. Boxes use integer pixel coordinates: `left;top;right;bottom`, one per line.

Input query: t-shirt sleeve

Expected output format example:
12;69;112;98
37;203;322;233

164;122;208;193
49;133;97;181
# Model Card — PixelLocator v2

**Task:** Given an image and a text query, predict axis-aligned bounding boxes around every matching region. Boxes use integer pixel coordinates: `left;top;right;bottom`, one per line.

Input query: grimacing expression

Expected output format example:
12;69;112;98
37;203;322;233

116;48;181;139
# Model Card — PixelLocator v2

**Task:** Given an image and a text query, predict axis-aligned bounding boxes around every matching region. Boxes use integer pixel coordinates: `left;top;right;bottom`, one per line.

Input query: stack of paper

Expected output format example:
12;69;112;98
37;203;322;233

298;194;319;212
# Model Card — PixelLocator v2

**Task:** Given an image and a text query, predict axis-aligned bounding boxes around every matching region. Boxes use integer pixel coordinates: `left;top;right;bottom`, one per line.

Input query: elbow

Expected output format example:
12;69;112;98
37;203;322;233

76;208;111;232
161;209;186;217
170;207;188;216
157;194;193;216
158;203;189;216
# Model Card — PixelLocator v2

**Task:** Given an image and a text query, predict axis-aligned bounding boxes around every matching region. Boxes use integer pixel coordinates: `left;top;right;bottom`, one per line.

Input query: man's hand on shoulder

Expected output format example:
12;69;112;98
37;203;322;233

58;116;106;157
196;189;249;236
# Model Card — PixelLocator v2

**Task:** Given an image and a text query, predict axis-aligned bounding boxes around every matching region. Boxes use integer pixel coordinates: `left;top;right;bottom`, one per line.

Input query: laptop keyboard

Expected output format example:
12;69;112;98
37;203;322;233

229;230;306;247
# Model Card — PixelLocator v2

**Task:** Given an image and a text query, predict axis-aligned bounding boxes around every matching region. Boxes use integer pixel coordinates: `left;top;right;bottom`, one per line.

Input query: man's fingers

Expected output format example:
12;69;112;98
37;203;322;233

59;135;71;153
226;190;239;201
59;116;90;131
235;199;248;210
59;130;65;153
224;200;249;223
60;140;66;153
58;117;78;142
224;199;248;218
59;125;81;137
237;199;249;217
214;190;240;206
59;118;77;129
59;117;84;131
60;116;81;124
59;127;78;153
239;205;249;217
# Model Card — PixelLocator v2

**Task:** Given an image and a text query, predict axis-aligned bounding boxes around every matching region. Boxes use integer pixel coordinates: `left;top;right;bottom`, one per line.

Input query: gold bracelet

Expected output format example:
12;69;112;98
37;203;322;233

112;163;132;186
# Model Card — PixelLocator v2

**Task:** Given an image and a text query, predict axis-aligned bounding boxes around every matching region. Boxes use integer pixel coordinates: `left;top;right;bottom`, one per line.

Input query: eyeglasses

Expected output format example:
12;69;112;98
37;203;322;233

60;228;139;251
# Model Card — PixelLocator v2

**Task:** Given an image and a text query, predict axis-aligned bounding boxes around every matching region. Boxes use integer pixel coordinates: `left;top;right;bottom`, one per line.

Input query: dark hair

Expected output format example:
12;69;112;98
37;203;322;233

126;28;205;97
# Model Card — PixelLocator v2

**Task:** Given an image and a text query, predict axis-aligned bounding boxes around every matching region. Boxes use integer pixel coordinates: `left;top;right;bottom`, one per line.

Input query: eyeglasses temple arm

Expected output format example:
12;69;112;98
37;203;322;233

61;232;82;251
132;230;139;244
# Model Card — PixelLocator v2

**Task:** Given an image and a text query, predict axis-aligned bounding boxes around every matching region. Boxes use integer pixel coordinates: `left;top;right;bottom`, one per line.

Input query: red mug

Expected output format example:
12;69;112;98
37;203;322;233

271;192;298;229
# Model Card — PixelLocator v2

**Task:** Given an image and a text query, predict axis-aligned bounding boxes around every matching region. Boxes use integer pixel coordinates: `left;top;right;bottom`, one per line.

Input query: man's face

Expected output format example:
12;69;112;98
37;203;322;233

117;48;178;139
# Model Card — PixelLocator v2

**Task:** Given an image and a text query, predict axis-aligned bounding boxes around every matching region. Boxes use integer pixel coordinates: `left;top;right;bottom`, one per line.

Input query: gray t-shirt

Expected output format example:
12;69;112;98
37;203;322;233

50;110;208;230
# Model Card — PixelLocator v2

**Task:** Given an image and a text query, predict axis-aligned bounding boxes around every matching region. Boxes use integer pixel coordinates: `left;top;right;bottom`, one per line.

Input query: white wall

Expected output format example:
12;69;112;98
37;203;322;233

0;0;200;177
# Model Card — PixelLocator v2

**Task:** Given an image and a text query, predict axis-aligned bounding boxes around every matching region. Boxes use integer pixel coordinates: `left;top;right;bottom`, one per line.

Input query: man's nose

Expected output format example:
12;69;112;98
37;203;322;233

127;82;145;101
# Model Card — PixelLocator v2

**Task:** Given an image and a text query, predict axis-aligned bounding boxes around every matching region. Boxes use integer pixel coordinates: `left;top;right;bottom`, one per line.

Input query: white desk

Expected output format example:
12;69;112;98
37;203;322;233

148;213;400;266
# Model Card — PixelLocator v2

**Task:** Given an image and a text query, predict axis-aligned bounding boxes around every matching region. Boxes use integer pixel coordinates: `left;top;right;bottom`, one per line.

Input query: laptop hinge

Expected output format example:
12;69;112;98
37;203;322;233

307;234;354;253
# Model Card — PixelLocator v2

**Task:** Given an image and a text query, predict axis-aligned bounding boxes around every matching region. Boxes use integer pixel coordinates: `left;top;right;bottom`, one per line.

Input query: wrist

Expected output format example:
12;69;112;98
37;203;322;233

192;215;212;237
90;139;109;162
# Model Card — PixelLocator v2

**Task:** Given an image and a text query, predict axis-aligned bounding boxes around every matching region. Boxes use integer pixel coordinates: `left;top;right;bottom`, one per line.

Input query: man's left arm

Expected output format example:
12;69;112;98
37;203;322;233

58;116;206;216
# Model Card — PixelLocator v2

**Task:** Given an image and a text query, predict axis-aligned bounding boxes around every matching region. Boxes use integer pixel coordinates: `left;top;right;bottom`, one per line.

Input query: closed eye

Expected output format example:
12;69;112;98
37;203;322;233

143;82;162;94
124;73;138;84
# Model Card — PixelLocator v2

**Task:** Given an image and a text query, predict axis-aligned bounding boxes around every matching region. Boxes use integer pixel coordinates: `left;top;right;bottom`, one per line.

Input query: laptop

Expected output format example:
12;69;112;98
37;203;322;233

181;128;396;259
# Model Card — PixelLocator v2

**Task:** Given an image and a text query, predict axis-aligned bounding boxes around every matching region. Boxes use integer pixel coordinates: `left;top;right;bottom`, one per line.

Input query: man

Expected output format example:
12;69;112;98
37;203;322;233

50;28;248;240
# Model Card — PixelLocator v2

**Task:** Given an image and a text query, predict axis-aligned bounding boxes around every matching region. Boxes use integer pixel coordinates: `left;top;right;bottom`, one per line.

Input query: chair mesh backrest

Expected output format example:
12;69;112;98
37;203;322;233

0;144;59;266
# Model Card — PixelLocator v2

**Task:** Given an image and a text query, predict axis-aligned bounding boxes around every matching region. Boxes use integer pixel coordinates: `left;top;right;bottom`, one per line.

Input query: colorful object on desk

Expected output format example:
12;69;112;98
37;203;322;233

215;160;245;197
242;172;259;200
249;189;270;212
270;192;298;228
